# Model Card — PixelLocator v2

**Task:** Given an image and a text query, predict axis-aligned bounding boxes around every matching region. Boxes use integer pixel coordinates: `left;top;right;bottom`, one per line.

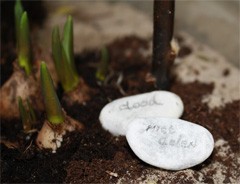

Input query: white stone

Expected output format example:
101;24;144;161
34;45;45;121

126;117;214;170
99;91;184;136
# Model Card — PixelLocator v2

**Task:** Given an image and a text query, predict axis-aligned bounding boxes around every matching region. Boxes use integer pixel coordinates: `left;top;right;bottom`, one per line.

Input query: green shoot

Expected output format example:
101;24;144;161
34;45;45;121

40;62;64;124
18;97;36;132
26;99;36;124
14;0;24;45
18;11;32;75
96;47;109;82
18;97;29;131
52;27;64;84
62;16;77;77
61;44;79;92
52;16;79;92
52;26;78;92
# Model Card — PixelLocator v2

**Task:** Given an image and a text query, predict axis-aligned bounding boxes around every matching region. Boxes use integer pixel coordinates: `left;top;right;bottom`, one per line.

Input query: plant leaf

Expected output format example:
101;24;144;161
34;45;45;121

52;26;64;82
96;47;109;82
62;16;79;80
18;96;34;132
18;97;28;130
40;62;64;124
14;0;24;45
52;16;80;92
26;98;36;124
18;12;32;75
61;45;79;92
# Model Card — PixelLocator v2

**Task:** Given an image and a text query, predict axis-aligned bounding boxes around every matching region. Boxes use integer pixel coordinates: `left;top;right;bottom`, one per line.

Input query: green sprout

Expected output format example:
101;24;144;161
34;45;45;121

52;16;79;92
26;99;36;123
96;47;109;82
14;3;32;76
18;12;32;75
18;97;36;132
14;0;24;44
62;16;78;79
40;62;64;124
15;0;32;75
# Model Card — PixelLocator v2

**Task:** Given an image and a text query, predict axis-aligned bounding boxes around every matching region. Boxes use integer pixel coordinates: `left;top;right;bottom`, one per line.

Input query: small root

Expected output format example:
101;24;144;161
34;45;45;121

23;140;33;154
106;170;118;178
115;72;127;96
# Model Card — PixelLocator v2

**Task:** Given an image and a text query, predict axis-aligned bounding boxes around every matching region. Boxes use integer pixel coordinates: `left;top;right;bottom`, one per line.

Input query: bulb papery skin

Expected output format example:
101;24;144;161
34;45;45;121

36;120;64;153
0;63;43;119
62;78;91;107
36;113;84;153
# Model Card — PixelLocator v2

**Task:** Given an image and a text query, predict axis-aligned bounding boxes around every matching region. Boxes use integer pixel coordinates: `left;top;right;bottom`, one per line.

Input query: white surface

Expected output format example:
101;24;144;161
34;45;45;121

99;91;184;136
126;117;214;171
174;32;240;109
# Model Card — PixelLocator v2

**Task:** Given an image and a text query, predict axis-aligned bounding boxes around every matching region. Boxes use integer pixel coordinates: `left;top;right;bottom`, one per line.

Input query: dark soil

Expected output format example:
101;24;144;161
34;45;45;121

1;36;239;183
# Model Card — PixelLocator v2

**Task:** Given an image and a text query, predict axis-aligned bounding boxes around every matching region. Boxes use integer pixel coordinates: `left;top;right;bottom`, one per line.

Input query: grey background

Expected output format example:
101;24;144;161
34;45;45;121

126;0;239;68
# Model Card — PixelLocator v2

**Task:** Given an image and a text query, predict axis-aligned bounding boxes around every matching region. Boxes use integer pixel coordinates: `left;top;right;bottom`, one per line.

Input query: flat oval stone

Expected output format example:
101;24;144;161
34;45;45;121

126;117;214;170
99;91;184;136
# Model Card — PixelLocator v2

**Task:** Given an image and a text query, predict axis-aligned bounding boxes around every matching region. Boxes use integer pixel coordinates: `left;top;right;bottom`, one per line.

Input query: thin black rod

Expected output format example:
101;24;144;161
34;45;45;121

152;0;175;90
